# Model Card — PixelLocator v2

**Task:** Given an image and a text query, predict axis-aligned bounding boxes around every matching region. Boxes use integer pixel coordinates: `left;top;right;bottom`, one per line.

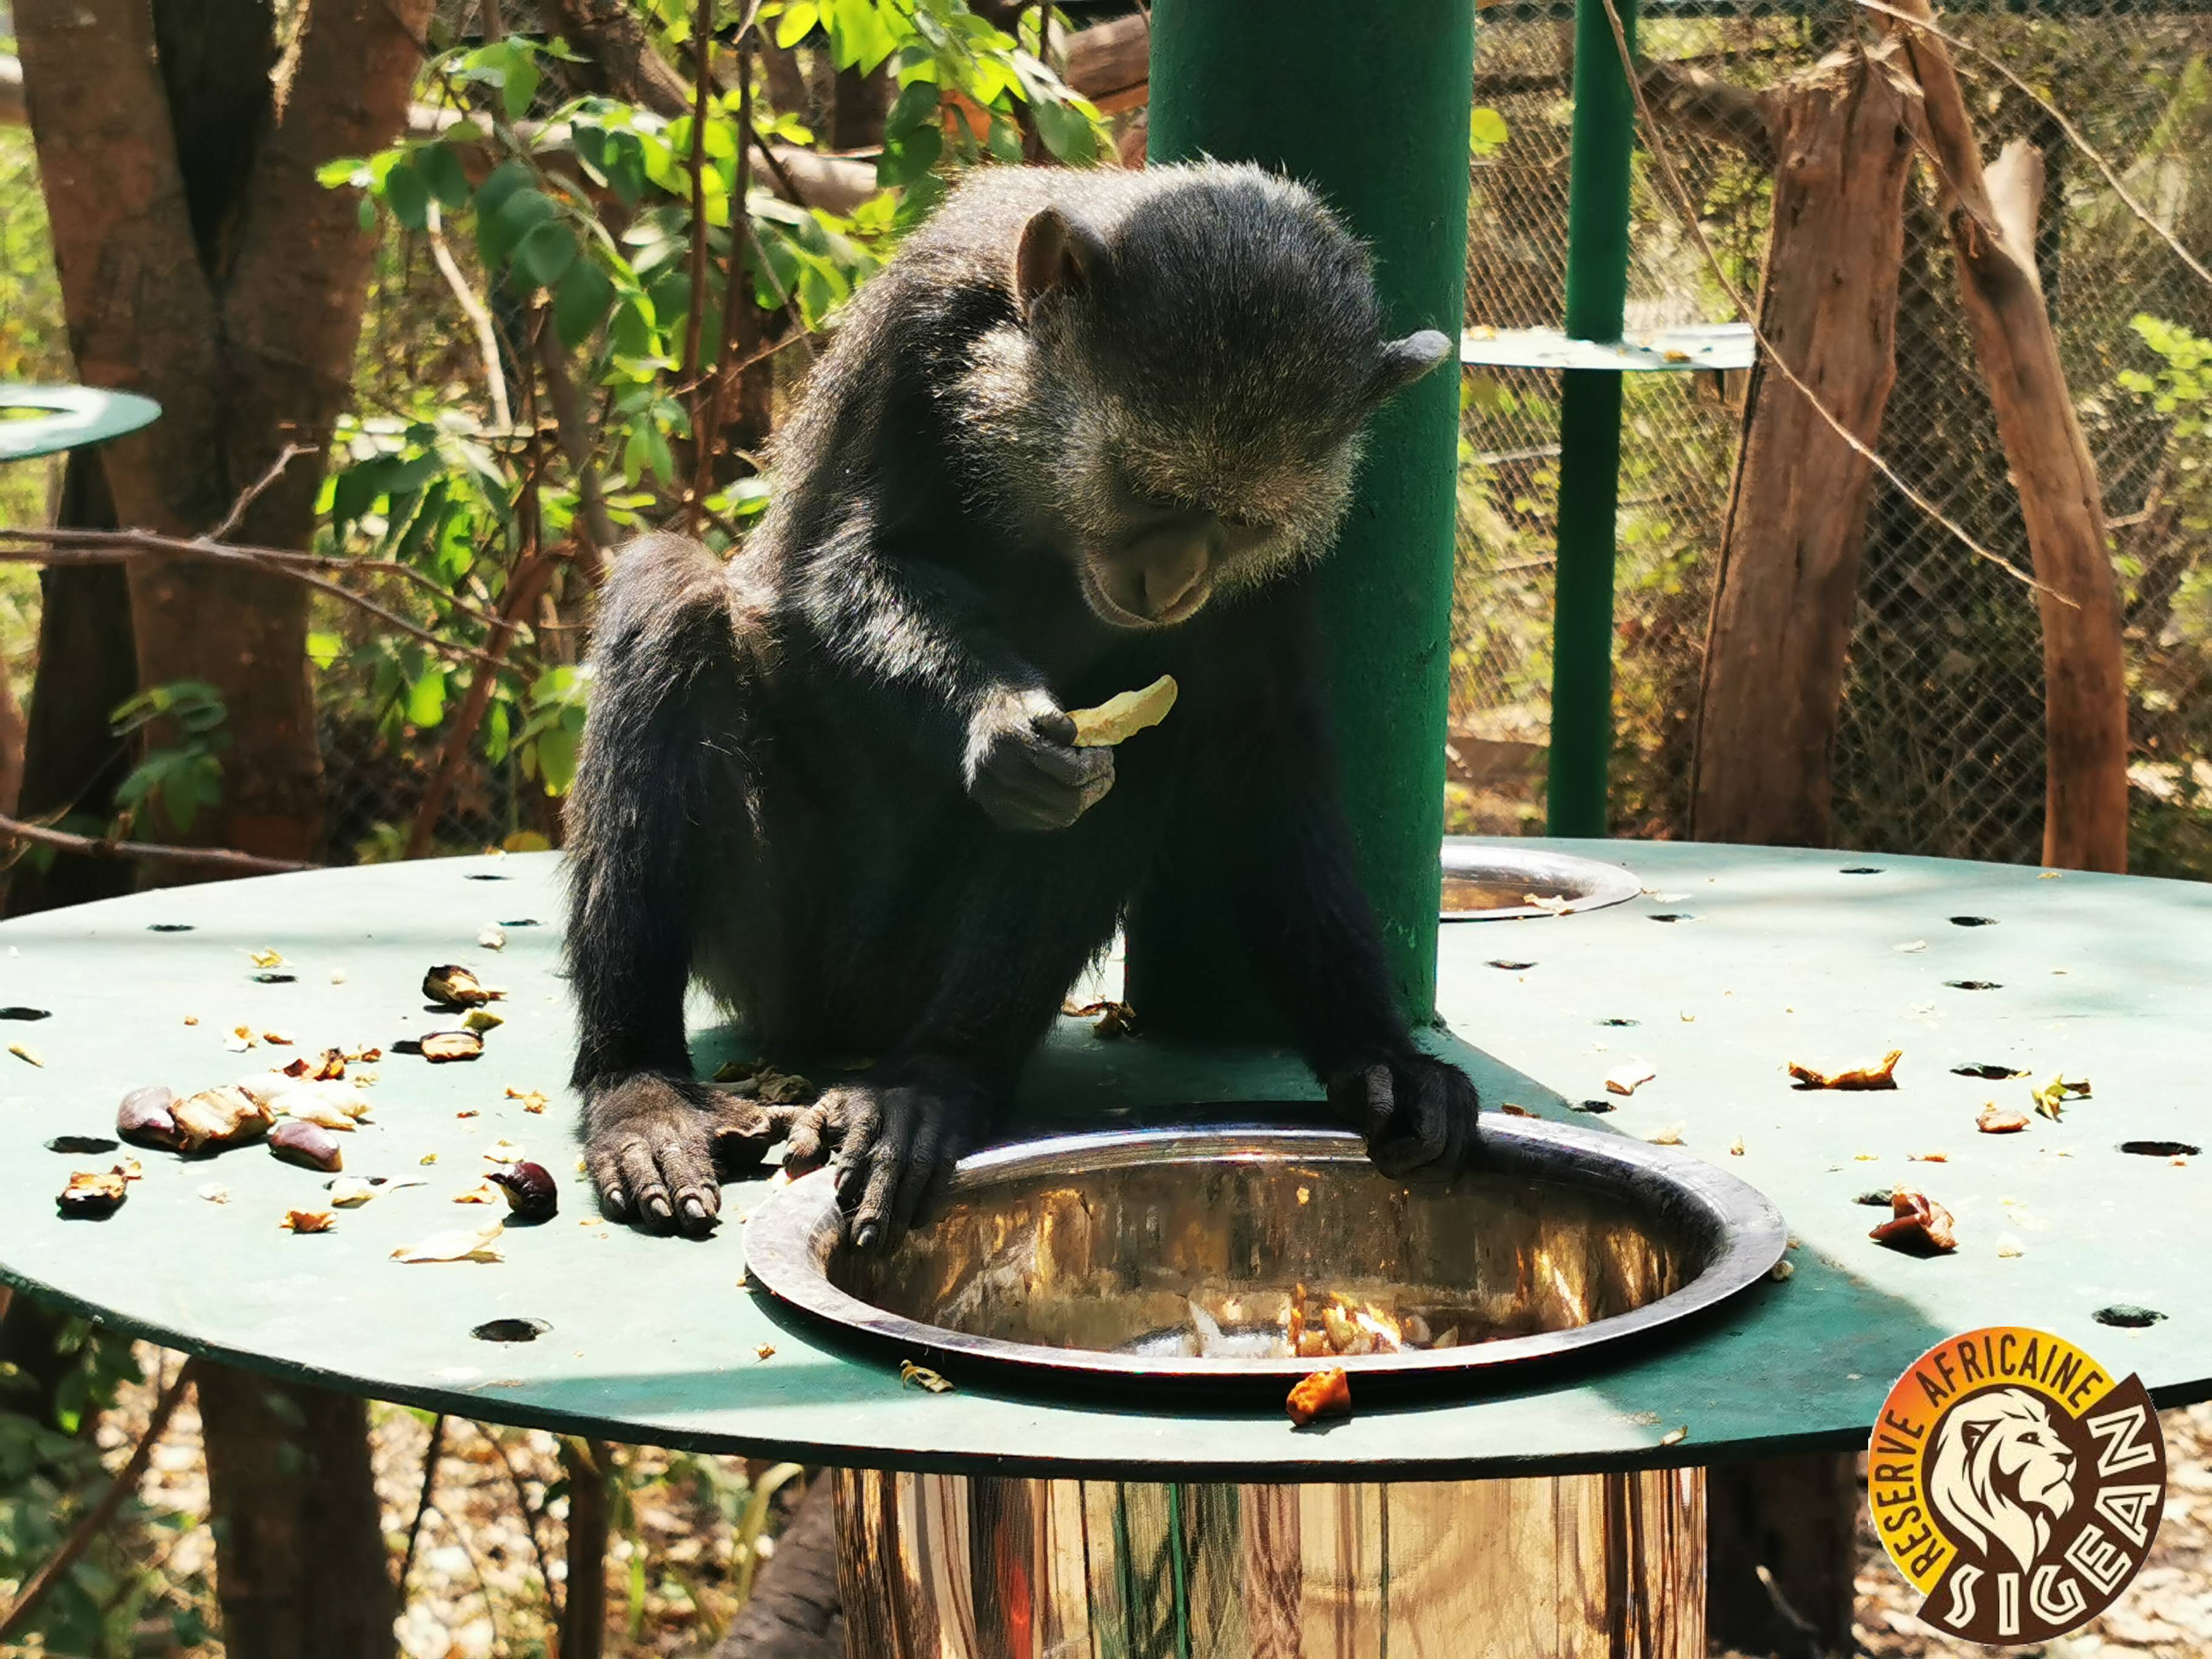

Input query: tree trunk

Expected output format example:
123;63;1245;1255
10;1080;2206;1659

560;1439;614;1659
1888;0;2130;872
196;1372;397;1659
830;63;887;151
1689;43;1917;847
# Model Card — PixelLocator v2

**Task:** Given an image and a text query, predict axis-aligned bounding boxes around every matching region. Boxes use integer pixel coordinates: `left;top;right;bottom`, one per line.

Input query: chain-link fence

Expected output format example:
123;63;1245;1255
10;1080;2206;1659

1453;0;2212;877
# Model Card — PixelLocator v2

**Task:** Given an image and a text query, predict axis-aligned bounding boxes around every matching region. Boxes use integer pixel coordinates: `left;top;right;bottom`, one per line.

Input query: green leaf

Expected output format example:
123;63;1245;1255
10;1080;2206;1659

533;725;579;795
316;156;367;188
383;161;431;229
1469;106;1510;156
606;131;648;207
554;260;615;348
306;631;344;671
415;141;472;209
483;698;513;766
776;0;818;47
828;0;899;73
474;159;534;223
406;667;449;729
611;295;658;358
883;79;941;141
357;196;377;232
876;123;940;187
515;218;582;289
502;59;543;122
1033;99;1096;164
480;186;560;269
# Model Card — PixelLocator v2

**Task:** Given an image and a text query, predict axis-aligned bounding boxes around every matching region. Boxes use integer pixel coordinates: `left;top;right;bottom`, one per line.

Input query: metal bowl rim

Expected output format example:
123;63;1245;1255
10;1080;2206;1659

742;1116;1788;1384
1439;839;1643;923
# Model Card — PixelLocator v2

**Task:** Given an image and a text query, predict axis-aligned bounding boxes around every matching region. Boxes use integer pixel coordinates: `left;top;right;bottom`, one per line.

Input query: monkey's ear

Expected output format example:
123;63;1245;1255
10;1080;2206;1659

1365;329;1456;406
1014;207;1108;314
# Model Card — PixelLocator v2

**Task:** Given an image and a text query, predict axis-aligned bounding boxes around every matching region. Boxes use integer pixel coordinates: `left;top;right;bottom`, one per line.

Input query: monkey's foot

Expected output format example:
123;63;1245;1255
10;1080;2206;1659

1327;1053;1481;1179
782;1061;987;1250
585;1074;801;1235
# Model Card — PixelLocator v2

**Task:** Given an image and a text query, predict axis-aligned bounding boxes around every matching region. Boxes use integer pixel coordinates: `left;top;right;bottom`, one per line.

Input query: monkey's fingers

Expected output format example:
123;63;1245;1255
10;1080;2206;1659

588;1143;636;1221
709;1099;804;1173
846;1087;936;1251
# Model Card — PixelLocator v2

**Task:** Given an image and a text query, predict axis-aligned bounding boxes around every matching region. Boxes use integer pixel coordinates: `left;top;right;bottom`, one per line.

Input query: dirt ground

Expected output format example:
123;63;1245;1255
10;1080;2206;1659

29;1356;2212;1657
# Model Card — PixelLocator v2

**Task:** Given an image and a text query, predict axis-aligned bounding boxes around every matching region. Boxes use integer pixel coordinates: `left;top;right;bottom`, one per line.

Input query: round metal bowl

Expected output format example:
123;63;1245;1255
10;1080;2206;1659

744;1117;1786;1393
1440;839;1642;922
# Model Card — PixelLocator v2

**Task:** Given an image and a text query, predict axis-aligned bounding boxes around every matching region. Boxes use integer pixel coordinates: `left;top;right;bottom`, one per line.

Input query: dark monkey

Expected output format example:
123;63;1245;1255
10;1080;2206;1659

565;161;1481;1244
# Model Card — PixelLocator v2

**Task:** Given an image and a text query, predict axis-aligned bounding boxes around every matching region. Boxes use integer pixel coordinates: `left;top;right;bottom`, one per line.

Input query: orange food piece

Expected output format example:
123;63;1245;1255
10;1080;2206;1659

1870;1188;1957;1255
1287;1367;1352;1427
1788;1050;1902;1090
1976;1104;2031;1134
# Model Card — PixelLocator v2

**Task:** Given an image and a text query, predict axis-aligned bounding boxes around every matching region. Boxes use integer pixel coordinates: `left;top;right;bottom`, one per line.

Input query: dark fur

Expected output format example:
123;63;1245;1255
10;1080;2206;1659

565;163;1478;1241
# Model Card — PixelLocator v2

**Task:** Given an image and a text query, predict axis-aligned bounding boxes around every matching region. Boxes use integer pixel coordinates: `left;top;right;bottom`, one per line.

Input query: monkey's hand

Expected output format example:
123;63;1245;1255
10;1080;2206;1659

1327;1053;1481;1179
964;688;1114;831
782;1059;988;1250
585;1074;802;1235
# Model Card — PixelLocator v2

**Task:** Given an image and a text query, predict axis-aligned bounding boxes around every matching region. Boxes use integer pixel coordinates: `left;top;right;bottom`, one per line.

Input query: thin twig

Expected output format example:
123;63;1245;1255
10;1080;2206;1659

403;548;560;859
428;201;514;432
1847;0;2212;293
0;1357;196;1644
681;0;716;392
470;1420;563;1620
398;1413;449;1593
211;443;315;541
0;810;316;874
693;22;761;526
1603;8;2068;604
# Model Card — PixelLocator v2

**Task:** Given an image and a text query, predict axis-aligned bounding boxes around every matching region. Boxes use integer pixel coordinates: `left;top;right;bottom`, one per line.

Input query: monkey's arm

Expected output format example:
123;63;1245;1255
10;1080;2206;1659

1209;597;1480;1175
793;521;1113;830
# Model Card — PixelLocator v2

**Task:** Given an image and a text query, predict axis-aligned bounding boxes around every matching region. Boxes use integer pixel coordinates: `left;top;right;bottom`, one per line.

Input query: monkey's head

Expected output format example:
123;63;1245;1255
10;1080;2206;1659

974;164;1452;629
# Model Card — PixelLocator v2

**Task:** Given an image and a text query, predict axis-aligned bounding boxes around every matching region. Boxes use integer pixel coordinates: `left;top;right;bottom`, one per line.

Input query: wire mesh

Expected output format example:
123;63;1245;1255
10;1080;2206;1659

1454;1;2212;876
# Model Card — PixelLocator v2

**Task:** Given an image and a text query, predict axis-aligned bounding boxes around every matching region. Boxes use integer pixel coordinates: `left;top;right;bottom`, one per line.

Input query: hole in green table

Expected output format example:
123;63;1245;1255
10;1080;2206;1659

2120;1141;2199;1158
498;918;541;927
253;973;297;984
1949;915;1997;927
1945;980;2002;991
1840;866;1884;874
1647;913;1693;923
1854;1190;1892;1207
1953;1062;2027;1079
2094;1305;2165;1329
0;1007;52;1021
465;873;510;882
1597;1017;1638;1027
147;923;195;933
1488;959;1536;971
472;1318;551;1343
1570;1099;1615;1113
47;1135;118;1155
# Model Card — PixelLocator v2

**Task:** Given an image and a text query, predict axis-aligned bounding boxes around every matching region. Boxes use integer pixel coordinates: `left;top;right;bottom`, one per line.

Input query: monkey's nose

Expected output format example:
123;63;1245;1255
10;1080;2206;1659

1140;541;1209;618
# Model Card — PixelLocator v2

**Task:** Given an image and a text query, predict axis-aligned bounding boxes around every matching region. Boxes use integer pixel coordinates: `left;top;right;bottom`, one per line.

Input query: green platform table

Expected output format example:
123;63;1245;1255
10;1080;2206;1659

0;839;2200;1482
0;383;161;464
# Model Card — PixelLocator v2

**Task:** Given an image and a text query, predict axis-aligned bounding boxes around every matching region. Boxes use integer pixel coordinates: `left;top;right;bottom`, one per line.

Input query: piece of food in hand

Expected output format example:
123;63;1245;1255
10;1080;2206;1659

1788;1050;1902;1090
281;1209;335;1233
58;1168;128;1219
1068;675;1178;748
486;1161;558;1221
423;964;493;1009
420;1030;485;1063
1870;1187;1957;1255
270;1120;344;1173
171;1085;274;1151
1977;1103;2031;1134
1286;1367;1352;1427
117;1085;183;1150
391;1221;506;1263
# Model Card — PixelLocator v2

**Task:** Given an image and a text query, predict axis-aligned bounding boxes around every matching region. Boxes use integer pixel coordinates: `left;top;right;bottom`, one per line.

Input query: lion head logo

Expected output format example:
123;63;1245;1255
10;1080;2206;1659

1927;1387;2080;1572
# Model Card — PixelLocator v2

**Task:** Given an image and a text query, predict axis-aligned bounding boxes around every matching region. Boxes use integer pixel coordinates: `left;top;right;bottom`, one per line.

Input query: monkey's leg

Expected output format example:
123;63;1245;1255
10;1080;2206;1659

566;534;788;1234
783;846;1122;1249
1199;617;1480;1176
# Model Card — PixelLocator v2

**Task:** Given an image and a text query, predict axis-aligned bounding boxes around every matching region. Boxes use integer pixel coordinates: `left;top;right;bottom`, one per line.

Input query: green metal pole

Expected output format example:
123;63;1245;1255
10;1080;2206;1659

1131;0;1476;1038
1545;0;1638;837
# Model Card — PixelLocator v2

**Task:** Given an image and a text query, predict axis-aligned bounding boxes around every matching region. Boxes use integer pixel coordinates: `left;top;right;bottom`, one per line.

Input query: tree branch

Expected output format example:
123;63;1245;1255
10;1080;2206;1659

0;1359;199;1644
1638;56;1775;166
0;811;315;874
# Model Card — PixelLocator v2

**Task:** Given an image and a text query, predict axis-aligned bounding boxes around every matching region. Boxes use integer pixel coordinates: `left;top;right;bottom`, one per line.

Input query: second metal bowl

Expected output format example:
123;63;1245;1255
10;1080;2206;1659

1440;840;1642;922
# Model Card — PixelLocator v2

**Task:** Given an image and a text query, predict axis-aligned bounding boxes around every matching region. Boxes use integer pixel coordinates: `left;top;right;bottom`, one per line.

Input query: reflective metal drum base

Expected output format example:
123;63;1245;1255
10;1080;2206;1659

834;1466;1704;1659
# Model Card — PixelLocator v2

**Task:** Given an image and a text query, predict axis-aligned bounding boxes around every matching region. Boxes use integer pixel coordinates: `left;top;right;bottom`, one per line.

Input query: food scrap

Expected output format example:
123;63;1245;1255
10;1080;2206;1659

506;1087;549;1113
486;1161;558;1222
1286;1367;1352;1428
2031;1074;2090;1121
117;1085;182;1150
1788;1050;1902;1090
249;949;286;969
755;1344;776;1361
1977;1104;2032;1134
478;927;507;951
281;1209;335;1234
899;1360;955;1394
171;1086;274;1152
1604;1064;1655;1097
1660;1426;1690;1447
9;1042;43;1067
462;1008;505;1033
57;1168;127;1219
270;1120;343;1173
423;965;495;1009
1728;1138;1746;1156
392;1222;505;1264
329;1177;377;1208
1870;1188;1957;1255
1647;1123;1686;1145
1068;674;1178;748
421;1030;486;1063
1997;1234;2025;1259
198;1182;231;1204
1061;998;1136;1039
